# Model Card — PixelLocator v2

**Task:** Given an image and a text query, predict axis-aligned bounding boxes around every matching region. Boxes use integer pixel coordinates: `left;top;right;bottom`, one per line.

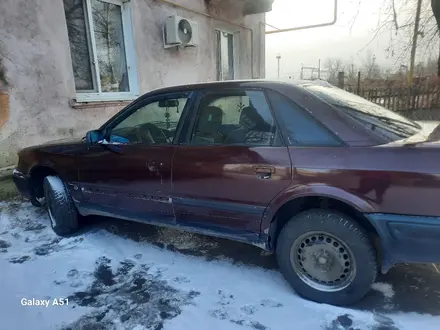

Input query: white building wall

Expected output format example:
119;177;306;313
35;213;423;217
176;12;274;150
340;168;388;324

0;0;265;168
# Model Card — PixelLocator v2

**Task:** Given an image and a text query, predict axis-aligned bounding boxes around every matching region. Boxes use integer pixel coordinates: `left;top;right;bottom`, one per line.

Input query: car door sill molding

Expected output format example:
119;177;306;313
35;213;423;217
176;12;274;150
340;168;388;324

77;202;267;250
80;186;172;204
173;197;266;215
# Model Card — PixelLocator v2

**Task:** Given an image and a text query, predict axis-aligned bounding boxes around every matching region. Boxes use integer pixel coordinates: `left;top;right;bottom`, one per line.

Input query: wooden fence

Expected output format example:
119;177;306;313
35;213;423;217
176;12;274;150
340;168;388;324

345;84;440;111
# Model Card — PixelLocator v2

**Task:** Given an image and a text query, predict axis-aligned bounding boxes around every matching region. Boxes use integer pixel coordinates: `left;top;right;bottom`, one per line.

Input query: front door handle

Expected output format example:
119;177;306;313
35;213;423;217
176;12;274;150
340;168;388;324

253;166;275;179
147;160;157;171
147;160;165;171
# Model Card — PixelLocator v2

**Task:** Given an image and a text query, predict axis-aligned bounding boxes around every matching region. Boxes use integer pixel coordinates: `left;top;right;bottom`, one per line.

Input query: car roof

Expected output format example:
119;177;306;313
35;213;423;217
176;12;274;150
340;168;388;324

146;79;333;96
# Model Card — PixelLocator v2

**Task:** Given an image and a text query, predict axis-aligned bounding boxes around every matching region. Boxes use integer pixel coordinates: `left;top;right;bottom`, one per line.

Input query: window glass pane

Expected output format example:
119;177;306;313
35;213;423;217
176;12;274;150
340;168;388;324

216;31;234;81
191;91;277;146
210;96;249;124
302;84;421;141
92;0;129;92
267;91;341;146
111;97;188;144
64;0;95;91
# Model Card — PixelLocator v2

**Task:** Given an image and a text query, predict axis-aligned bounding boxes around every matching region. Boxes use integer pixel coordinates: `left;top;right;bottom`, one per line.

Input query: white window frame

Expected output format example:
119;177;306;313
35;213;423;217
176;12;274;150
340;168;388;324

69;0;139;102
215;28;240;81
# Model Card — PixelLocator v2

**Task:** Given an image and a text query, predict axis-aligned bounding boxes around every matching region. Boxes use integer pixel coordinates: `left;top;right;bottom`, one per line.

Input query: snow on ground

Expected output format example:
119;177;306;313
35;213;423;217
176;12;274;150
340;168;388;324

1;200;440;330
371;282;395;300
417;121;439;131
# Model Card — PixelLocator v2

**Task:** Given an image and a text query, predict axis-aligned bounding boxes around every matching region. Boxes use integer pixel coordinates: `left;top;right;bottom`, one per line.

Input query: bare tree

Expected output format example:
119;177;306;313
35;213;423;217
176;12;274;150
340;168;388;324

432;0;440;74
323;58;344;84
345;62;359;86
362;52;382;80
356;0;439;75
323;58;361;87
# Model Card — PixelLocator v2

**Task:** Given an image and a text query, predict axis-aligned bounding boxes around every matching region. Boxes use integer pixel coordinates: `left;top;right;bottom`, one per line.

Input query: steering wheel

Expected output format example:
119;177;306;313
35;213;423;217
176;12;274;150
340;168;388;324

133;126;154;144
135;123;169;144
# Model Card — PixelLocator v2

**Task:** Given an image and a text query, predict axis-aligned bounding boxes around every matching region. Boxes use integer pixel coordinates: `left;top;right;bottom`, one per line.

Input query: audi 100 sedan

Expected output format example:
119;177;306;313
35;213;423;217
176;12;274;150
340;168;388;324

13;80;440;306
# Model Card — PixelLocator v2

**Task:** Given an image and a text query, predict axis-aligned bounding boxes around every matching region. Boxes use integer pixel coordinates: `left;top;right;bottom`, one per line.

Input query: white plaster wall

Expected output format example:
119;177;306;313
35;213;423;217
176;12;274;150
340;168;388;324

0;0;265;168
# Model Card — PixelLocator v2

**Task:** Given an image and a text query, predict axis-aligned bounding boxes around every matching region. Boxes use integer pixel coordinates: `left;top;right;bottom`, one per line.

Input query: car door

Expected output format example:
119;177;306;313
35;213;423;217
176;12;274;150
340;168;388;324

171;88;292;237
77;92;192;223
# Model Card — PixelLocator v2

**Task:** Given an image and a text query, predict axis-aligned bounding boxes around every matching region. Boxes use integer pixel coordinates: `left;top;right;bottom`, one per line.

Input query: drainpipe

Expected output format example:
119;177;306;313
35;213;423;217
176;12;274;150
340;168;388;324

265;0;338;35
157;0;258;78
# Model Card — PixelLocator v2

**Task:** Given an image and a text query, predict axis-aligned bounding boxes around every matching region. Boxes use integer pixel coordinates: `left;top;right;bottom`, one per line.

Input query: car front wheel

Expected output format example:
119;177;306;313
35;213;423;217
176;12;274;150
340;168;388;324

43;175;79;236
276;209;378;306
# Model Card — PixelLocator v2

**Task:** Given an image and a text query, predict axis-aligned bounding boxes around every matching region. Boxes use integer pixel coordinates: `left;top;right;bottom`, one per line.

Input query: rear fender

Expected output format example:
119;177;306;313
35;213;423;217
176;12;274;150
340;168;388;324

261;184;378;239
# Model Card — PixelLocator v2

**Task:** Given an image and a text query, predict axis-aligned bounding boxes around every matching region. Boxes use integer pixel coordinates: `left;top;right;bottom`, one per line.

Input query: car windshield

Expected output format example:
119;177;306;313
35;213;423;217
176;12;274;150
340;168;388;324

301;83;422;142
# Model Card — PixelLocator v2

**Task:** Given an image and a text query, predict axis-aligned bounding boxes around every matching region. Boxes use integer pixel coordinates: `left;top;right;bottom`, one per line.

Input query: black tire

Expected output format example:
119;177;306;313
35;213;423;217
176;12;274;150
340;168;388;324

43;175;79;236
276;209;377;306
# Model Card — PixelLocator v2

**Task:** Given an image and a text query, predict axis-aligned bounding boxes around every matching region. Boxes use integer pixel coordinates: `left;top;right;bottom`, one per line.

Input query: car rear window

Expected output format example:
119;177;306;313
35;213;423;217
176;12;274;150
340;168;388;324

301;83;421;142
266;91;342;147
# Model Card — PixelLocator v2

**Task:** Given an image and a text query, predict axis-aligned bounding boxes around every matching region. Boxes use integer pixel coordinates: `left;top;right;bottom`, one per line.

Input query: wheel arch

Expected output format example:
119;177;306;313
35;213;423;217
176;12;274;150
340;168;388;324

264;193;380;254
29;165;59;200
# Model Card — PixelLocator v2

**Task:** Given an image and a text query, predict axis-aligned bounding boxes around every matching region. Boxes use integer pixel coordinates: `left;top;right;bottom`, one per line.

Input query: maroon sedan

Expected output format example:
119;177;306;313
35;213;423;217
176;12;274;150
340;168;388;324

13;80;440;306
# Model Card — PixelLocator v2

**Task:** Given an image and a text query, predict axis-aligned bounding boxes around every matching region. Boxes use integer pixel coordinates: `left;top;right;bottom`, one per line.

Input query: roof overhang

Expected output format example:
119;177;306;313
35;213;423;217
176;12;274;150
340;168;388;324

205;0;274;15
243;0;274;15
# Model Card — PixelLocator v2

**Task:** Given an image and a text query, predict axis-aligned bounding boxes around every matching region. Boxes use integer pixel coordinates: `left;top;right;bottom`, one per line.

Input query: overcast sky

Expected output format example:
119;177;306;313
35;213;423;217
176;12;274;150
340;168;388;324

264;0;434;80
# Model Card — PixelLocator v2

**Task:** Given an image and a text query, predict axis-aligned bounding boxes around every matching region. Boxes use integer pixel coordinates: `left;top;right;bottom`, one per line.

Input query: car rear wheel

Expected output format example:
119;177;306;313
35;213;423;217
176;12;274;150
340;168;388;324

276;209;377;306
43;176;79;236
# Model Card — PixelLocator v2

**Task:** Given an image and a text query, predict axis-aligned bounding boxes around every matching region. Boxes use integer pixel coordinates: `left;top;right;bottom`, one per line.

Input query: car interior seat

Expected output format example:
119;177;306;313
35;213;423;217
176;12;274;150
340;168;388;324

192;106;224;144
224;106;273;145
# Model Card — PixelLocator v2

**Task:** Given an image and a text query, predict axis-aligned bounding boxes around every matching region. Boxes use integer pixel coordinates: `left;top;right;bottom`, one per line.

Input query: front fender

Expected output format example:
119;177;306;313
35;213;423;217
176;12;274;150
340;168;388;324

261;183;378;234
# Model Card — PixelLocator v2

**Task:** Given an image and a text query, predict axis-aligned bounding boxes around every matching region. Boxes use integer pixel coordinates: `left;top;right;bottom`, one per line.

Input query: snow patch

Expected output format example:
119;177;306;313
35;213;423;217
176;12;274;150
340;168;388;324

46;175;67;200
372;282;395;299
2;200;440;330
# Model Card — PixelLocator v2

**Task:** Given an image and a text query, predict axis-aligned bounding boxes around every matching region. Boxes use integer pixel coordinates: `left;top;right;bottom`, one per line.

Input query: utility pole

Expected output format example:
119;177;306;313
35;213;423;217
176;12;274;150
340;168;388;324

408;0;423;86
318;59;321;79
300;64;304;80
276;54;281;79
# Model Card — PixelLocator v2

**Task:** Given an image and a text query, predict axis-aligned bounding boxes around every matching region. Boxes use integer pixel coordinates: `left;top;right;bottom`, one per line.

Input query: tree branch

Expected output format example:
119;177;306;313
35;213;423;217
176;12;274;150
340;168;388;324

392;0;399;30
349;0;361;34
357;20;392;54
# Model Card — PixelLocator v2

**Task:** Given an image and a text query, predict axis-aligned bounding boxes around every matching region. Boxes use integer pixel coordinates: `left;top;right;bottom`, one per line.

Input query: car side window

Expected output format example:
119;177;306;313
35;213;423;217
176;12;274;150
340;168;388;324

266;91;342;146
190;90;279;146
109;97;188;144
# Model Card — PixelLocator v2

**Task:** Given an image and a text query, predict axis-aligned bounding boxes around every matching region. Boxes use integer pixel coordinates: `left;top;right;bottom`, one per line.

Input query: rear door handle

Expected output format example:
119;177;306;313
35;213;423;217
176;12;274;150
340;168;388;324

253;166;275;179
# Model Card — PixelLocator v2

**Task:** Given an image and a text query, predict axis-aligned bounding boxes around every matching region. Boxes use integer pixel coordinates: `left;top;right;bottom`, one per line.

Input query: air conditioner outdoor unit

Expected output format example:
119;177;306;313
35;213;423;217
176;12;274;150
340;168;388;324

163;15;199;48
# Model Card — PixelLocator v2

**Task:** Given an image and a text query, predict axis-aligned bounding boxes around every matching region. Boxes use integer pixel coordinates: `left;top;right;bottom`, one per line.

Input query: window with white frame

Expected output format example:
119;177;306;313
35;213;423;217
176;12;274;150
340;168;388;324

63;0;138;101
216;30;235;81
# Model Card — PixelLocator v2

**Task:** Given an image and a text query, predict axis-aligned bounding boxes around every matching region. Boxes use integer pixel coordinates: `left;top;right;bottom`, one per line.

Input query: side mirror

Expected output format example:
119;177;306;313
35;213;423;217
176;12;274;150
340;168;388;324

85;130;105;144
